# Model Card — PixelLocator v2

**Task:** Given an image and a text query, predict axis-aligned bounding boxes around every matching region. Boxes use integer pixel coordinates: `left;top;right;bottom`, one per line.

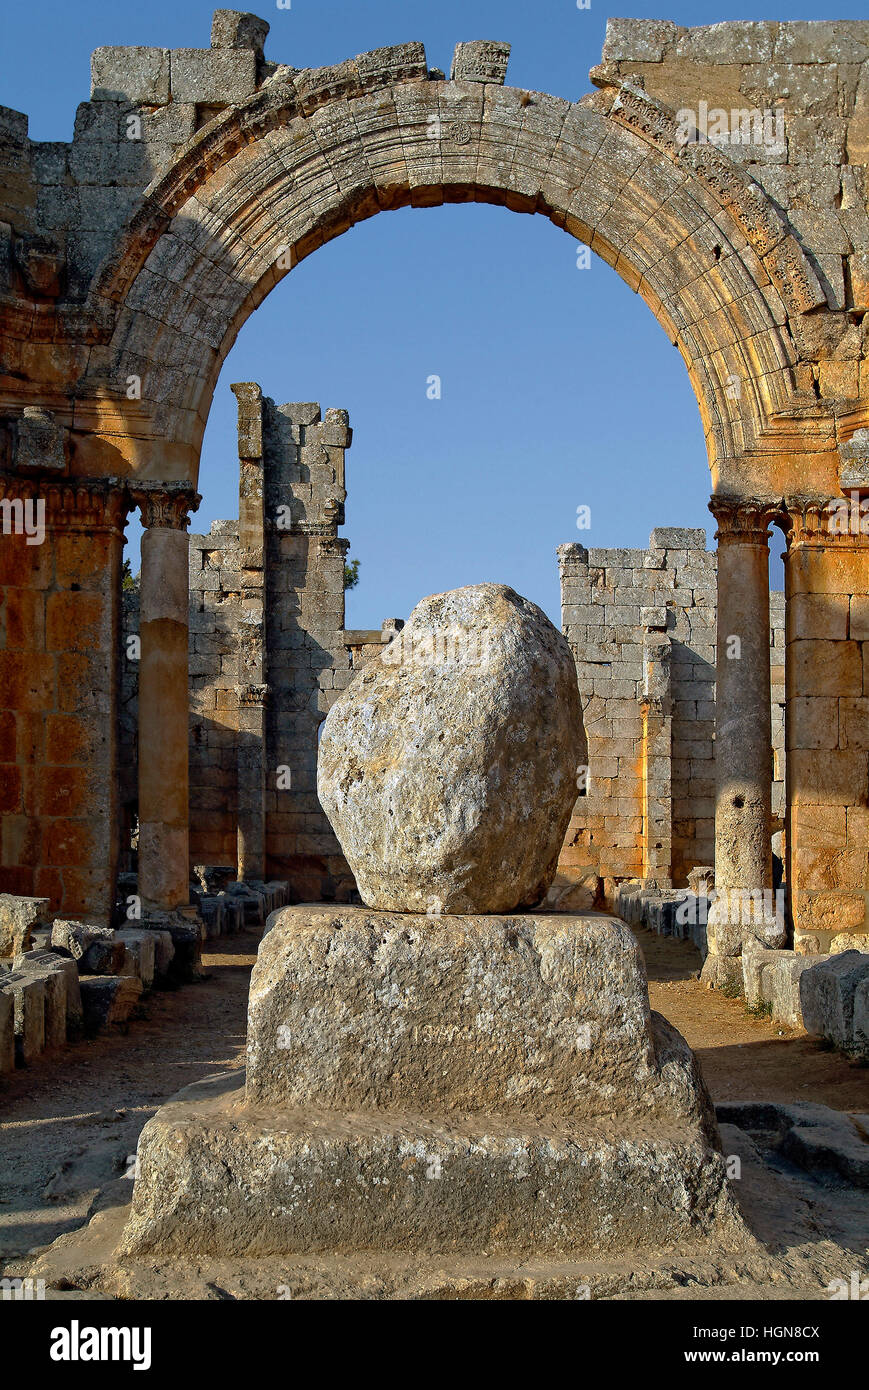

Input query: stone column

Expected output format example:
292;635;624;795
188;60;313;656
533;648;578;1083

131;485;200;914
783;495;869;955
702;498;779;990
231;383;268;882
641;632;672;888
237;685;268;881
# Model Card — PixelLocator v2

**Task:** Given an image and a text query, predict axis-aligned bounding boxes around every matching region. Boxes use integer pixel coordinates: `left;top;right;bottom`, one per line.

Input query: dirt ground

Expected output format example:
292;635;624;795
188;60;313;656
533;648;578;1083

0;935;257;1264
1;923;867;1275
638;927;869;1112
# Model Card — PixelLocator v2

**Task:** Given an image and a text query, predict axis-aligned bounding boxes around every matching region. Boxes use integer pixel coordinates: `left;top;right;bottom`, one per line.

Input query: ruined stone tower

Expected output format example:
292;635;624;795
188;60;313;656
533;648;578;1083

188;386;358;898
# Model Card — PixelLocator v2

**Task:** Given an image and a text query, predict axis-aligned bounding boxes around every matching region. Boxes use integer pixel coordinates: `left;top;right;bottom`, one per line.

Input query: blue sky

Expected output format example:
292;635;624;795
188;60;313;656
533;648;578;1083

2;0;847;622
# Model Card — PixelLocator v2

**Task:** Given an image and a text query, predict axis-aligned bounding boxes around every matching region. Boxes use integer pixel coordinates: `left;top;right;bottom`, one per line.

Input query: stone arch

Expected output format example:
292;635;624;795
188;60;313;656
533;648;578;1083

78;61;817;490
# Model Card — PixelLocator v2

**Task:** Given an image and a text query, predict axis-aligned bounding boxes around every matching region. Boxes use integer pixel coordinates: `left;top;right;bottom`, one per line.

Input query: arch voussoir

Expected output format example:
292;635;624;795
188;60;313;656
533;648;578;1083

68;55;815;483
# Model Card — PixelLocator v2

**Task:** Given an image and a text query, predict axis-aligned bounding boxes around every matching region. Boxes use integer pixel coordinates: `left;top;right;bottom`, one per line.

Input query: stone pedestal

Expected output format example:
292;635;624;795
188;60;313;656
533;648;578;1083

118;907;742;1271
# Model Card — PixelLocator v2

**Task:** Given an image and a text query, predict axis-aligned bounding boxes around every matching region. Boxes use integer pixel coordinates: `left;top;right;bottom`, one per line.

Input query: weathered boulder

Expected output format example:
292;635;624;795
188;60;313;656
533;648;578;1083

317;583;583;913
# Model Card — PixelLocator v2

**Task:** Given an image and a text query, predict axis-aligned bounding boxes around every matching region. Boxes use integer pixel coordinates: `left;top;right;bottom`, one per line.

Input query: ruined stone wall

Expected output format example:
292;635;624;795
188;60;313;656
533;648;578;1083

595;18;869;369
120;388;363;901
260;398;355;899
0;13;274;302
558;529;785;892
187;394;360;898
3;15;868;938
186;519;244;870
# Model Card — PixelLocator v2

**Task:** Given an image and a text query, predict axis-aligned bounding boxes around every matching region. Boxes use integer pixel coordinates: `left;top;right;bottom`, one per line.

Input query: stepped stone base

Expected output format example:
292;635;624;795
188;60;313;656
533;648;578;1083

118;908;745;1267
119;1073;736;1259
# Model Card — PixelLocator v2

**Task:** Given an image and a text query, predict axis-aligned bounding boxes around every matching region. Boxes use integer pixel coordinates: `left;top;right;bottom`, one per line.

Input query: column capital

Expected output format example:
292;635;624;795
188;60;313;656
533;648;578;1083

129;482;201;530
708;495;779;544
238;683;270;707
779;493;869;548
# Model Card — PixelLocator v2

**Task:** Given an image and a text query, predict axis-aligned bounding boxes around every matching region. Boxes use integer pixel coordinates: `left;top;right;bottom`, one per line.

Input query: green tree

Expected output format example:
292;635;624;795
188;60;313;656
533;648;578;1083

122;557;139;593
343;557;360;591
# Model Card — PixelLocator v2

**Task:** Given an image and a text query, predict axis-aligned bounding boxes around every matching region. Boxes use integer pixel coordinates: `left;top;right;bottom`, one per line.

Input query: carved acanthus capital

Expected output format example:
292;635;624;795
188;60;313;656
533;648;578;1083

238;683;270;707
780;494;869;548
129;483;201;531
709;495;780;545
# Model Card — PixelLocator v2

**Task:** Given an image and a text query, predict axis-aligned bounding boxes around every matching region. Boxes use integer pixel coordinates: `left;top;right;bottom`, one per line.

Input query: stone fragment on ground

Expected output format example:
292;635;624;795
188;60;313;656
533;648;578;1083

79;976;143;1035
0;895;50;958
800;951;869;1058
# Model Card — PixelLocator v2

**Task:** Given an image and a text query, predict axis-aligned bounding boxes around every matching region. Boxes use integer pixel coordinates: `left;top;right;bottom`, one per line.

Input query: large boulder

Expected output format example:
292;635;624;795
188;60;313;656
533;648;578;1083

317;583;583;913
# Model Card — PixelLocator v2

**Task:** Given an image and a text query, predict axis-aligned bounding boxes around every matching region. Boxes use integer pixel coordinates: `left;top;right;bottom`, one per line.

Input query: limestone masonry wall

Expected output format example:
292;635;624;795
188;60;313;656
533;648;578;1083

120;385;386;902
2;14;867;949
558;530;785;893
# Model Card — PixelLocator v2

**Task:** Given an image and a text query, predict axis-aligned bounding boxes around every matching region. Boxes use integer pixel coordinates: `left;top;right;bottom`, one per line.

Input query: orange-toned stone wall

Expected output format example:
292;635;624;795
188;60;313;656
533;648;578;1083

787;521;869;952
0;482;123;921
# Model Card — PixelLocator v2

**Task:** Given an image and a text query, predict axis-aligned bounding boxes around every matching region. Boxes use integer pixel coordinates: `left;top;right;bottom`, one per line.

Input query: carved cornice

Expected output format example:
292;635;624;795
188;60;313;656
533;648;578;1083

0;472;128;531
129;482;201;530
598;79;827;320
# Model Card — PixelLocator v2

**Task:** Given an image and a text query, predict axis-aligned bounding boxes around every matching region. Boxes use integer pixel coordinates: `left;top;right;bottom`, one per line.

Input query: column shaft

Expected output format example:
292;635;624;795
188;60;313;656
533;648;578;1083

134;488;199;914
702;499;776;989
